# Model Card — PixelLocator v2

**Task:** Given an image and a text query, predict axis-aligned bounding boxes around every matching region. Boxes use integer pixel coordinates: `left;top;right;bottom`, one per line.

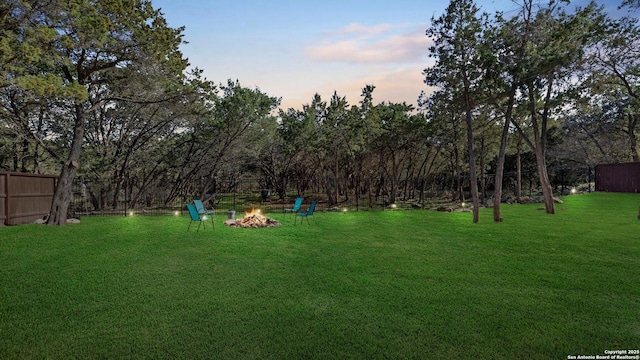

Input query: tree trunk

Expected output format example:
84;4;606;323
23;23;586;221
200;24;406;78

479;136;486;205
493;149;506;222
335;146;339;205
516;142;522;201
454;146;464;202
493;89;515;222
628;114;638;162
325;178;336;206
464;94;480;223
527;81;554;214
534;144;555;214
20;138;29;172
466;122;480;223
458;63;480;223
48;104;85;225
12;141;18;171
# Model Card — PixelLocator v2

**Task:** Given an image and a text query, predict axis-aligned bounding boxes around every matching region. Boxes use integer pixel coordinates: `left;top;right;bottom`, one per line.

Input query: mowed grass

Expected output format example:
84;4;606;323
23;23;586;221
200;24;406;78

1;192;639;359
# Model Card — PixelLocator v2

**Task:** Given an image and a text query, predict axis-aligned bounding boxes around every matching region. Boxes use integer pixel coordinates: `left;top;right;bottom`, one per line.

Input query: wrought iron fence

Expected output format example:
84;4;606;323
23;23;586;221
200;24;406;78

69;166;594;217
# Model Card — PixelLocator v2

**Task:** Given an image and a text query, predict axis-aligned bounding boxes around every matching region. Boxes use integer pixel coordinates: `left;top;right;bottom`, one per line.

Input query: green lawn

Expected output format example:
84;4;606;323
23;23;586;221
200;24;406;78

1;192;639;359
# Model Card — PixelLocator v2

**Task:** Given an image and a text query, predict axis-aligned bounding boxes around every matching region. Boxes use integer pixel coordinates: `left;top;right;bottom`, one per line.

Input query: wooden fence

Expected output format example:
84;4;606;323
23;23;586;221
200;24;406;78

0;172;58;226
595;162;640;193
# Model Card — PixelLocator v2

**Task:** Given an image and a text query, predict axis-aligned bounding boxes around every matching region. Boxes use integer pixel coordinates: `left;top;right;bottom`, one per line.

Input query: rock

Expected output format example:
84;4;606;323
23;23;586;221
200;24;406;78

553;197;563;204
519;196;530;203
33;218;46;224
66;218;80;224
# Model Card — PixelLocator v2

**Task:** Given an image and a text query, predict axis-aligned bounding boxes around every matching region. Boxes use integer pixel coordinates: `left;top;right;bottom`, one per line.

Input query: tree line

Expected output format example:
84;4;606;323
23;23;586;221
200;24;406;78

1;0;638;224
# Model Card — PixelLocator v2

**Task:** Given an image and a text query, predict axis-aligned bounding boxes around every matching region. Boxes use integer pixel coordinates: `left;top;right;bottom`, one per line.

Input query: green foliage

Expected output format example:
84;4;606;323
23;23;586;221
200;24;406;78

2;0;191;223
14;74;87;100
425;0;488;221
1;0;637;225
424;0;486;90
622;0;640;7
1;193;639;358
571;13;640;163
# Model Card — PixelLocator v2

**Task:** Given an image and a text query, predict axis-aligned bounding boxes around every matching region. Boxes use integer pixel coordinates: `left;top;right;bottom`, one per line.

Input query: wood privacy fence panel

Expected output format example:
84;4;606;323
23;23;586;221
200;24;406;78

595;162;640;193
0;172;58;226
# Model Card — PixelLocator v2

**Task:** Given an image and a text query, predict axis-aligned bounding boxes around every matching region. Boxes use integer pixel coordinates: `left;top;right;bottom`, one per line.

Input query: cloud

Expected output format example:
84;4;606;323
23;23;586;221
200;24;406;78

307;23;430;64
232;23;437;110
335;23;393;36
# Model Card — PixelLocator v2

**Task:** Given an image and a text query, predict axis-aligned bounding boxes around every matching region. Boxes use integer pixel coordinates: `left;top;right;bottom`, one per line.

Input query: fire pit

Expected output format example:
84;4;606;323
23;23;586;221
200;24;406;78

223;208;281;228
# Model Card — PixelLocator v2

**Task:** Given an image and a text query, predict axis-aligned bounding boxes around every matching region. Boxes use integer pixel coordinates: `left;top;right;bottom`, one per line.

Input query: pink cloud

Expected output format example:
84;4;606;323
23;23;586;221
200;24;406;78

307;24;430;64
336;23;394;36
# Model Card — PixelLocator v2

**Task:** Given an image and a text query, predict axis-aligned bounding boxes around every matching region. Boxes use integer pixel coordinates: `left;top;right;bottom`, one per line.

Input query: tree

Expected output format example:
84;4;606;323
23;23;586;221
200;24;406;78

1;1;78;173
369;101;417;205
261;108;306;198
510;0;604;214
422;90;465;201
0;87;67;173
484;10;527;222
81;69;207;211
582;14;640;162
425;0;486;223
38;0;188;225
318;92;351;206
197;80;280;200
563;95;637;165
1;1;60;91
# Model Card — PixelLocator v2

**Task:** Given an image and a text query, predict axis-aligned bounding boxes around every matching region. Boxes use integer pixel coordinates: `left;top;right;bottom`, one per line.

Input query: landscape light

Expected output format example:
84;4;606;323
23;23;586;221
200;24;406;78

571;188;577;194
461;202;467;208
342;208;348;213
128;211;134;216
174;211;180;216
390;204;397;209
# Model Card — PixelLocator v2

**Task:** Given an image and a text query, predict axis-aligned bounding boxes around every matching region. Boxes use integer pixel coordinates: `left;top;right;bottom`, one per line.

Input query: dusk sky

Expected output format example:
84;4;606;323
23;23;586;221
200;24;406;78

150;0;622;111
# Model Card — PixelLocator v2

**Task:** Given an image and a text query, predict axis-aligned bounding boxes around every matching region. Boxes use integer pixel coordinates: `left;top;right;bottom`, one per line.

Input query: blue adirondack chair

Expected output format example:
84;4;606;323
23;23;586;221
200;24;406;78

284;197;303;217
186;203;209;232
295;200;317;225
194;199;214;228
